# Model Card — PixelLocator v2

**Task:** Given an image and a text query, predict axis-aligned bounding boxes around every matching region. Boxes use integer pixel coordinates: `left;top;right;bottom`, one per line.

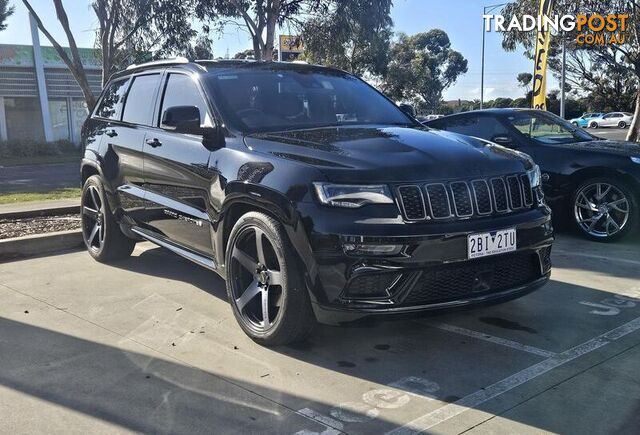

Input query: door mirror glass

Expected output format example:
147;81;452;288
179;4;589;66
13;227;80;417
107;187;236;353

161;105;202;134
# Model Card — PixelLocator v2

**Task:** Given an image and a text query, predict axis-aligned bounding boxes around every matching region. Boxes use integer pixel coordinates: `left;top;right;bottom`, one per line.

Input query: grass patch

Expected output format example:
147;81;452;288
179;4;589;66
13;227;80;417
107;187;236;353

0;188;82;205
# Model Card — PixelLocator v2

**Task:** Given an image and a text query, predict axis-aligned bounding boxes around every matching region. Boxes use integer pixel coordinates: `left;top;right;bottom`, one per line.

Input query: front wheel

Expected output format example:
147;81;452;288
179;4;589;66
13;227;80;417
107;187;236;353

81;175;135;262
589;122;598;128
225;212;315;346
572;121;579;127
572;177;638;242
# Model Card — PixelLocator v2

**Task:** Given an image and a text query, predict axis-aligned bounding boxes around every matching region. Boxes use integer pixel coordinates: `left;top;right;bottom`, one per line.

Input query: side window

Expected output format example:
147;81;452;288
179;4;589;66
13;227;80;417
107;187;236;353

160;73;212;127
442;116;510;141
95;78;129;120
121;74;161;126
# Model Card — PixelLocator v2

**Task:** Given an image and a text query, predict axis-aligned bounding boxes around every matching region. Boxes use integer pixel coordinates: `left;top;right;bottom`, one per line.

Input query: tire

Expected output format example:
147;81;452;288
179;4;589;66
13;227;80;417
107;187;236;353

589;122;598;128
225;212;315;346
81;175;135;262
618;121;627;129
571;177;638;242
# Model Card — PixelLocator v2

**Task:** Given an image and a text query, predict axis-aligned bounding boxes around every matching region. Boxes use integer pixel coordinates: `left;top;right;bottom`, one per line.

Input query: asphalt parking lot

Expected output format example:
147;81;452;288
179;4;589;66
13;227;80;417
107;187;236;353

585;127;630;142
1;230;639;434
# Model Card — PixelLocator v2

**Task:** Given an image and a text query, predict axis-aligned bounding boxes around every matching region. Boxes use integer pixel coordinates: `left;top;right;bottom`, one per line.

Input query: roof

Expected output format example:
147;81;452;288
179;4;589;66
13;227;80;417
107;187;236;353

111;58;343;80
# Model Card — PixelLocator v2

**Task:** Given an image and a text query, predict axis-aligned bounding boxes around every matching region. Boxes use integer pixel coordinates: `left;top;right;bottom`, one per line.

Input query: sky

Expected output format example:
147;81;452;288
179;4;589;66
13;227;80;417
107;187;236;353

0;0;559;101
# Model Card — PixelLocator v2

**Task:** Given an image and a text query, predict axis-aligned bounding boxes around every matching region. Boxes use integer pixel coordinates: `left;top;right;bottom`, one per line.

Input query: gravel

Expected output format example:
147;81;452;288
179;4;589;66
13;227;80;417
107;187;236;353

0;214;81;240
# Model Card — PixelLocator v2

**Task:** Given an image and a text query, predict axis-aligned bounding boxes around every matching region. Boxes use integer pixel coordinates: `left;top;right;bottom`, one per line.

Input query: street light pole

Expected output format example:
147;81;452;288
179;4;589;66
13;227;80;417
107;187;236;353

480;3;507;110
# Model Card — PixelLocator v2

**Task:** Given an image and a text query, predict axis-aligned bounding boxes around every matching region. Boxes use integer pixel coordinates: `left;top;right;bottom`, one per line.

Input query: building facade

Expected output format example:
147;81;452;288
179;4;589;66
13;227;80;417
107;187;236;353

0;16;102;144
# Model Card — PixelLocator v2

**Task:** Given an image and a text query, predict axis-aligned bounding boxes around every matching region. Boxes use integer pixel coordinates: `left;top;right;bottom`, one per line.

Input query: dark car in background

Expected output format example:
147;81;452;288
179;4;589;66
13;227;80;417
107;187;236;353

80;60;553;346
427;109;640;241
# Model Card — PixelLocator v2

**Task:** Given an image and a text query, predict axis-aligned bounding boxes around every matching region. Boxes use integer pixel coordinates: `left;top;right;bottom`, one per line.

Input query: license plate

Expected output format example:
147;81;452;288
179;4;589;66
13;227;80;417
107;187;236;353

468;228;517;259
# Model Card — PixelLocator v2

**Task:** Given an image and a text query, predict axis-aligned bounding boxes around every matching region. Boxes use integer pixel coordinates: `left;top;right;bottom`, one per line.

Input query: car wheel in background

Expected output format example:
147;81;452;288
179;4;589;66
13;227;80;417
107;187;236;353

589;121;598;128
81;175;135;262
572;121;579;127
225;212;315;346
618;121;628;128
572;177;638;242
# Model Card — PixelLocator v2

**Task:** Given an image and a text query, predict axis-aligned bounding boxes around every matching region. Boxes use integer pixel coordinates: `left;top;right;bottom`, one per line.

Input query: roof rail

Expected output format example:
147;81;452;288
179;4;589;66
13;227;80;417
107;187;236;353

126;57;189;71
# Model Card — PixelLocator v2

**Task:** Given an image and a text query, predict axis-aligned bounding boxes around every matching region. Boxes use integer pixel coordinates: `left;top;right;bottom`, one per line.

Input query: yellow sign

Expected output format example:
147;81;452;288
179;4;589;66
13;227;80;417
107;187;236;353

279;35;304;61
532;0;554;110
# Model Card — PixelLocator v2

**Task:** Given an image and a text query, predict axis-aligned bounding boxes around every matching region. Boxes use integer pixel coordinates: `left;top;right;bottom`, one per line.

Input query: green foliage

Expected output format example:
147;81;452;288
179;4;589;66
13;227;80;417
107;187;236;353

302;0;393;76
0;0;14;31
383;30;468;112
187;31;214;60
0;139;77;159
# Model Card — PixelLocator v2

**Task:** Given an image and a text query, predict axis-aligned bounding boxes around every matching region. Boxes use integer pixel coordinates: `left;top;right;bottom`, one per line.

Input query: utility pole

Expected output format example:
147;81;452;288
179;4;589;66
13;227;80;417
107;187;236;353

481;3;507;110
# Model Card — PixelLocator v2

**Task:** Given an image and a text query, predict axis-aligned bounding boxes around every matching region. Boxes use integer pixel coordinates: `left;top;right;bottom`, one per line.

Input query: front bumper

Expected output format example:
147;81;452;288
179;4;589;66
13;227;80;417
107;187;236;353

295;204;554;324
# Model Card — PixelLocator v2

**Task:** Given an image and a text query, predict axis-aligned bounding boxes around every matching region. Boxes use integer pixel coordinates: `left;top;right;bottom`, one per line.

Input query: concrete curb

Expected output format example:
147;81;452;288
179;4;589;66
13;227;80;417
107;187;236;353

0;229;83;262
0;205;80;220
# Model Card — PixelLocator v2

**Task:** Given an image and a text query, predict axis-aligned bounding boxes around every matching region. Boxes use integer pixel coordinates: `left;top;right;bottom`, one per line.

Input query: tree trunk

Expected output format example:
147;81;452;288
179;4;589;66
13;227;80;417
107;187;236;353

263;0;280;62
627;89;640;142
23;0;96;111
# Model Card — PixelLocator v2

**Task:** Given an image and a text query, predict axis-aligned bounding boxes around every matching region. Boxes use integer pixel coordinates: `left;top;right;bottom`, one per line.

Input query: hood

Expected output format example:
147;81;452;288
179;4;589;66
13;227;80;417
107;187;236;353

557;139;640;157
244;125;532;183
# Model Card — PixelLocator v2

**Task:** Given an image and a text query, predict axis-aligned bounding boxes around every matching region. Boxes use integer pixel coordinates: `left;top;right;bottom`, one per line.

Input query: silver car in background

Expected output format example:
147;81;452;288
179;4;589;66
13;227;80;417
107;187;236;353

588;112;635;129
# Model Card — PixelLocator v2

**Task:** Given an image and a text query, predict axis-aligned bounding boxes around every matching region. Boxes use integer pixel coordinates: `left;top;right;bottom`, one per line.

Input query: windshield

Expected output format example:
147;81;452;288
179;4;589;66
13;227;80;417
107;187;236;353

505;111;595;144
204;67;413;133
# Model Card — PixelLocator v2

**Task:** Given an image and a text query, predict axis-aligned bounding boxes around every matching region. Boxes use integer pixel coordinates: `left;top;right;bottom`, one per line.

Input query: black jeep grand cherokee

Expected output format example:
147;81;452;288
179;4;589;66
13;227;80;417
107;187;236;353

80;59;553;345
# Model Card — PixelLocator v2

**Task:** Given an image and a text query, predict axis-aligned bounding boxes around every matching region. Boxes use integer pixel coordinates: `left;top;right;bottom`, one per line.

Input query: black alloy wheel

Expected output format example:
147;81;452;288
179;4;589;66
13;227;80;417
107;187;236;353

226;212;314;346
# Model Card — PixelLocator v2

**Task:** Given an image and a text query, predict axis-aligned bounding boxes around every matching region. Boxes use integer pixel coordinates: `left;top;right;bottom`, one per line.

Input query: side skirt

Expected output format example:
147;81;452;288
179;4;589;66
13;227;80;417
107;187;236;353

131;227;217;272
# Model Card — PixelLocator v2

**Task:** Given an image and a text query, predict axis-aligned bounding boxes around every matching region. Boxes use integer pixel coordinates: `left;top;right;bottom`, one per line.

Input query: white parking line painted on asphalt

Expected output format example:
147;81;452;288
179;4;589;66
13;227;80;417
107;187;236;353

422;322;556;358
553;250;640;267
295;408;344;435
387;316;640;435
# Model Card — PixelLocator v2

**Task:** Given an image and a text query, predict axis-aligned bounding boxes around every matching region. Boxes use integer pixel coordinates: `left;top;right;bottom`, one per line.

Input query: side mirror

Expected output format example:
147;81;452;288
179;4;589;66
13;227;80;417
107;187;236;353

398;103;416;118
492;135;514;146
161;105;203;134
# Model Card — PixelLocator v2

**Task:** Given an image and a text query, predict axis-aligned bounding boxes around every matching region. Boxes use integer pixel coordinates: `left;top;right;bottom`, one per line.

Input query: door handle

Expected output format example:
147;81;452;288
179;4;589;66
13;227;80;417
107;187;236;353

146;138;162;148
106;129;117;137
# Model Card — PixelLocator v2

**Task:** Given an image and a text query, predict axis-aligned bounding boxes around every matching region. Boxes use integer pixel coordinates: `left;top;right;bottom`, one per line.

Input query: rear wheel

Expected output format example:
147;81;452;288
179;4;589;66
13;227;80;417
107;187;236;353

572;177;638;242
81;175;135;262
618;121;627;128
225;212;315;346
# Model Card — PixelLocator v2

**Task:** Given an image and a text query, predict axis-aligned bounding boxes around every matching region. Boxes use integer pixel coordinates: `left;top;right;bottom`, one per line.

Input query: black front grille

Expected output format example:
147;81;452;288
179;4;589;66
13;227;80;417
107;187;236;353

401;252;541;306
397;174;534;221
491;178;509;212
425;184;452;218
472;180;492;215
507;175;523;209
397;186;425;220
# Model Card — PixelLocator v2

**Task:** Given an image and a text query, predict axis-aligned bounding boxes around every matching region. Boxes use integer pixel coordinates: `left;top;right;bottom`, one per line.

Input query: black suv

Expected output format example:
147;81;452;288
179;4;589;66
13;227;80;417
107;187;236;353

80;59;554;346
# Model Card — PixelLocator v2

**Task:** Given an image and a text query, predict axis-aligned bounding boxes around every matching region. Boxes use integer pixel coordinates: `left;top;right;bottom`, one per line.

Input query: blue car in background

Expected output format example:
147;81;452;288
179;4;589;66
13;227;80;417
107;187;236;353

569;112;604;128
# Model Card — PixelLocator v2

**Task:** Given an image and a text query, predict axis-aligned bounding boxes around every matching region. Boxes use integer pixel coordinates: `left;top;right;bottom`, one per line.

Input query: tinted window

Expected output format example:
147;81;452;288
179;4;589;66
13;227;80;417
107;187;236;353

160;74;211;127
439;115;510;141
121;74;161;126
204;69;413;133
96;78;129;120
505;111;594;144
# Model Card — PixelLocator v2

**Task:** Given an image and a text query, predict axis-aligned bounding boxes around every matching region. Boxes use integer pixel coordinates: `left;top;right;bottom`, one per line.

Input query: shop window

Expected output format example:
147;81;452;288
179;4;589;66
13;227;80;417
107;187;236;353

4;97;45;141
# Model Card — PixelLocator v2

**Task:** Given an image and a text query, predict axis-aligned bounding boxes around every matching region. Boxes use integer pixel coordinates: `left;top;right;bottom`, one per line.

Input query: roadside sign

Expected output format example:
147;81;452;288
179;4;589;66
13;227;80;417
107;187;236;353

279;35;304;62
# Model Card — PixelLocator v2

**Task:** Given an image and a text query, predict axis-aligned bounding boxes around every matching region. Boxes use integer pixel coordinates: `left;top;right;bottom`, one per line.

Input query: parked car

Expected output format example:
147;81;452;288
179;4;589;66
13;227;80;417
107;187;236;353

427;109;640;241
588;112;635;129
568;112;604;128
81;60;553;346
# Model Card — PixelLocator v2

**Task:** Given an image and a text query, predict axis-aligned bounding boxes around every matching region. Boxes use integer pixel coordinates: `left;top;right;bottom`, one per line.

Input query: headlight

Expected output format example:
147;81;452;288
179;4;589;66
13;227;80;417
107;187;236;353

631;156;640;164
527;165;542;188
313;183;394;208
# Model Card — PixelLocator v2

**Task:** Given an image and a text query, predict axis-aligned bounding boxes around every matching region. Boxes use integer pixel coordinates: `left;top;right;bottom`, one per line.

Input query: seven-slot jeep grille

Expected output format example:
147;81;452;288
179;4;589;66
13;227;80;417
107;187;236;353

397;174;533;221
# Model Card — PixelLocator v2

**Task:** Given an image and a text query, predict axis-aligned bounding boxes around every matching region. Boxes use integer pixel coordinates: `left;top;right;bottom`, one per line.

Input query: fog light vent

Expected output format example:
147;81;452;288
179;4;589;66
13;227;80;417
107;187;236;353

344;273;401;299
